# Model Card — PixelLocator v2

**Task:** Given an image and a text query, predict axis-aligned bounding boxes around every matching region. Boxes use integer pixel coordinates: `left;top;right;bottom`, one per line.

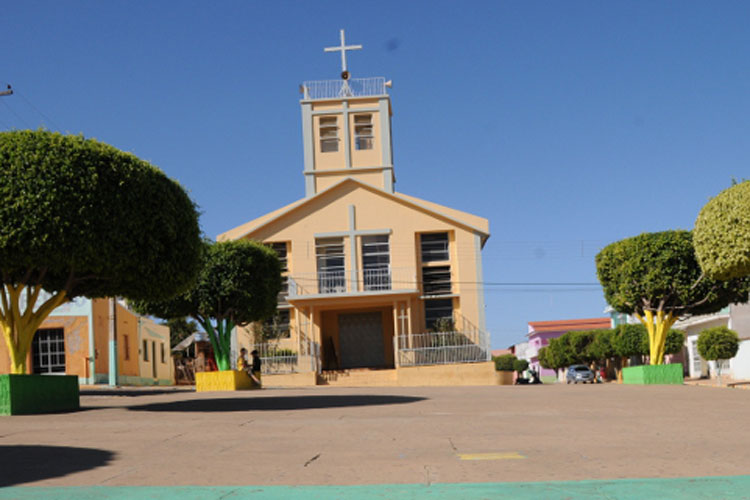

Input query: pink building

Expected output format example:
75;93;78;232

526;318;611;380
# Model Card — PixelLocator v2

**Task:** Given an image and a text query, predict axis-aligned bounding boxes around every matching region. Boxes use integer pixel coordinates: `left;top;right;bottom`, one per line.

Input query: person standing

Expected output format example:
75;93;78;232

250;349;262;387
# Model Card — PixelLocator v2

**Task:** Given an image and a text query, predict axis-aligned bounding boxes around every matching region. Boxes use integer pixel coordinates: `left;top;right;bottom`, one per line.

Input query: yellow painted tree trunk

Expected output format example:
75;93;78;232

638;310;677;365
0;284;68;374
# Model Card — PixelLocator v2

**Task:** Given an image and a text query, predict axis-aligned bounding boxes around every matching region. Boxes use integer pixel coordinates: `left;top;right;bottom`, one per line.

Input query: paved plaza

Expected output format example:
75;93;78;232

1;383;749;498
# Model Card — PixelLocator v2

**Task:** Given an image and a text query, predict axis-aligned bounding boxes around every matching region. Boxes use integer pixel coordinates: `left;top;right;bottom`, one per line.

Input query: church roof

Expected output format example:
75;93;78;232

218;177;490;244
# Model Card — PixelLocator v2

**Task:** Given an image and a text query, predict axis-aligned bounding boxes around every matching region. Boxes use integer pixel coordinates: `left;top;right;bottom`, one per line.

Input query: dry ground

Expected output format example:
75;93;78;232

1;383;748;487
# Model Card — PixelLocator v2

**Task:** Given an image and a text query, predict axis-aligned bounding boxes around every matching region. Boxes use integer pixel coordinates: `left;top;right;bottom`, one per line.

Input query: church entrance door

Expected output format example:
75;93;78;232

338;312;385;368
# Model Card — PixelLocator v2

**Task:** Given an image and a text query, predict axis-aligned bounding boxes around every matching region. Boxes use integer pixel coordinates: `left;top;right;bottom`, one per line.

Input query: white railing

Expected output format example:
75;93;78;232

396;330;491;367
301;77;387;100
248;340;321;374
288;267;417;297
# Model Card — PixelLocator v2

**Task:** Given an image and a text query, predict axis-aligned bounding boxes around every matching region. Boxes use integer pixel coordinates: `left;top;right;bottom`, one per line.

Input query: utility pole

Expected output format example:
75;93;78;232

108;298;118;386
0;84;11;97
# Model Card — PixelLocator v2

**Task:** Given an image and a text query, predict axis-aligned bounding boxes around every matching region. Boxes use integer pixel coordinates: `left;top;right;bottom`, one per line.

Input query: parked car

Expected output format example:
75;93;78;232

566;365;595;384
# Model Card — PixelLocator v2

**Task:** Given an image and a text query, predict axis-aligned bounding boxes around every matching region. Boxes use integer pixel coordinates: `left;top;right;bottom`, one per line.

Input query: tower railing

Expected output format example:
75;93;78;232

301;77;386;100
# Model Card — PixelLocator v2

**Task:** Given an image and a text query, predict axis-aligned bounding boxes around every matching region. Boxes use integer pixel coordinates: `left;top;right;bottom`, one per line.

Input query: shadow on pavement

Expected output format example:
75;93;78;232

128;394;426;412
0;445;114;487
81;388;194;397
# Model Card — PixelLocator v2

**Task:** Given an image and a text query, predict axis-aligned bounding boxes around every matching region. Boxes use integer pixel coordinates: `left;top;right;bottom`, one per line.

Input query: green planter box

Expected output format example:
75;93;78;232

622;363;684;385
0;374;80;415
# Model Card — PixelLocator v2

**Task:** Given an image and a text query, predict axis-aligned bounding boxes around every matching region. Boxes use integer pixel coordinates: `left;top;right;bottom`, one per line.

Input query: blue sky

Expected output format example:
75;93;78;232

2;1;749;348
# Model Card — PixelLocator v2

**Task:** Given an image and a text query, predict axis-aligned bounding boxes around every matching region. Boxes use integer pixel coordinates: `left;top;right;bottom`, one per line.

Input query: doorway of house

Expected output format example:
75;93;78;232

338;312;385;368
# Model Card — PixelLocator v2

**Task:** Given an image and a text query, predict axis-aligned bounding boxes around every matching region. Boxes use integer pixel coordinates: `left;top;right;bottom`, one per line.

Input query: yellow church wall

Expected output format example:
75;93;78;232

315;170;383;192
241;182;486;335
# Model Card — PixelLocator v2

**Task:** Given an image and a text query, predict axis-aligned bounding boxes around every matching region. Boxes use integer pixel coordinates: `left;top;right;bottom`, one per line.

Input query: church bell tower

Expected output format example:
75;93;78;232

300;30;395;197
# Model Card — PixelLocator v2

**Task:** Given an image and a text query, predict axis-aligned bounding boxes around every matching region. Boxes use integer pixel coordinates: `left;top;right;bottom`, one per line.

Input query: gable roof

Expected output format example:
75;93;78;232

527;317;611;336
218;177;490;243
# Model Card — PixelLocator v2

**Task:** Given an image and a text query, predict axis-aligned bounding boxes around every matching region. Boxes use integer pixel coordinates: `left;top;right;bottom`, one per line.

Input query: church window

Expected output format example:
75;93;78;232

421;233;449;262
32;328;66;374
362;234;390;290
263;310;291;339
424;298;454;330
267;242;289;303
354;114;373;150
422;266;452;295
316;237;346;293
319;116;339;152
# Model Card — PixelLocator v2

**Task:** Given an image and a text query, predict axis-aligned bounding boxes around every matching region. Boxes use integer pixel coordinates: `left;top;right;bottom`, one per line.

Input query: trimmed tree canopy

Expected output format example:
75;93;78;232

697;326;740;362
493;354;516;371
596;230;750;364
131;239;282;371
694;181;750;280
0;130;202;373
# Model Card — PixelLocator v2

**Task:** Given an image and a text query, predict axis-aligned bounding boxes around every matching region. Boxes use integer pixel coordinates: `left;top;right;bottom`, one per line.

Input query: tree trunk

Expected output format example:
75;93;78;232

639;310;677;365
0;285;68;374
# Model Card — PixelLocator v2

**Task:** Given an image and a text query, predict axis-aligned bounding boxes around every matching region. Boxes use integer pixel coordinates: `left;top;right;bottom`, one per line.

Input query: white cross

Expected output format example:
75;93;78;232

324;29;362;73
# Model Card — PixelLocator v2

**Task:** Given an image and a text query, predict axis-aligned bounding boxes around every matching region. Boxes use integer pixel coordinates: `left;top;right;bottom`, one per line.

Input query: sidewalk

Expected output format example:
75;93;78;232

3;476;750;500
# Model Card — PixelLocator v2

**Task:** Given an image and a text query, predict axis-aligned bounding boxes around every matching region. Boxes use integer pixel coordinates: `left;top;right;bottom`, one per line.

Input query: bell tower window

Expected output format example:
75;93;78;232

319;116;339;153
354;114;373;150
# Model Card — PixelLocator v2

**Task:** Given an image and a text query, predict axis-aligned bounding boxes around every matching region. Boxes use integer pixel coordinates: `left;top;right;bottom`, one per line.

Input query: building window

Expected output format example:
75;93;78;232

143;340;149;361
263;309;291;340
354;114;373;150
361;234;390;290
32;328;66;374
422;266;451;295
421;233;449;262
267;242;289;303
161;343;166;364
424;298;453;331
319;116;339;152
123;335;130;360
316;237;346;293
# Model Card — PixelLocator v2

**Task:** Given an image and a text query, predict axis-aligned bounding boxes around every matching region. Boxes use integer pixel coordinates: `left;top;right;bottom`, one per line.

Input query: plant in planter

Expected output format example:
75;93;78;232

697;326;739;385
0;131;201;413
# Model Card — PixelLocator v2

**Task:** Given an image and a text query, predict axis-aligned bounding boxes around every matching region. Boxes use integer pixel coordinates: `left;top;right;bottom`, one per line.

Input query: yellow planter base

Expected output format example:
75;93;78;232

195;370;261;392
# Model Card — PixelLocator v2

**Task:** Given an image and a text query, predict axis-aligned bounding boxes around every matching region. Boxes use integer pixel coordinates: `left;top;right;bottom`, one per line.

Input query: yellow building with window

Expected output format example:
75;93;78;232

0;297;173;386
220;31;494;386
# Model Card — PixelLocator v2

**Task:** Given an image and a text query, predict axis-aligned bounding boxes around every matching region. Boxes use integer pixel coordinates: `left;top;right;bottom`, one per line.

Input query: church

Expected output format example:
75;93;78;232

220;31;494;386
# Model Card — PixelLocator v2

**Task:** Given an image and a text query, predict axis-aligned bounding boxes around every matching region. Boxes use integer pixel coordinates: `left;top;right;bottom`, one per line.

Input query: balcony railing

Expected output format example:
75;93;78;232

288;267;417;297
301;77;387;100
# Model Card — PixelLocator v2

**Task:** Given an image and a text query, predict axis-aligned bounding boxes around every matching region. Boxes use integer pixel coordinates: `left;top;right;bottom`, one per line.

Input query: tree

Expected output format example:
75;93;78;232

0;130;201;374
568;330;597;365
697;326;740;384
694;181;750;280
131;239;282;371
540;337;573;380
596;230;750;365
493;354;516;371
164;317;199;349
586;329;615;366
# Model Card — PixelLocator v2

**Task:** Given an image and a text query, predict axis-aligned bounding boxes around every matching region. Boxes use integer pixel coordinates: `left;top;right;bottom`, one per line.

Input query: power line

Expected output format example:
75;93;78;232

0;97;32;129
15;89;63;131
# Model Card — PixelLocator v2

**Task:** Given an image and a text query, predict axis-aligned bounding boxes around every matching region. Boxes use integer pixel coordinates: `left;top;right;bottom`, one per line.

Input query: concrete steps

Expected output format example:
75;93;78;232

318;368;397;387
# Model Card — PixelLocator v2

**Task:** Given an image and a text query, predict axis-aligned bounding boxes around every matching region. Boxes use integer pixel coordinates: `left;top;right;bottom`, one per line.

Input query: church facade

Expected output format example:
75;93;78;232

220;32;492;382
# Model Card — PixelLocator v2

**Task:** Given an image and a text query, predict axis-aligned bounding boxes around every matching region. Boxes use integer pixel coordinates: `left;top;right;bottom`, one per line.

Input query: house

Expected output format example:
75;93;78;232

0;297;173;386
219;31;493;386
524;317;611;381
676;303;750;381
